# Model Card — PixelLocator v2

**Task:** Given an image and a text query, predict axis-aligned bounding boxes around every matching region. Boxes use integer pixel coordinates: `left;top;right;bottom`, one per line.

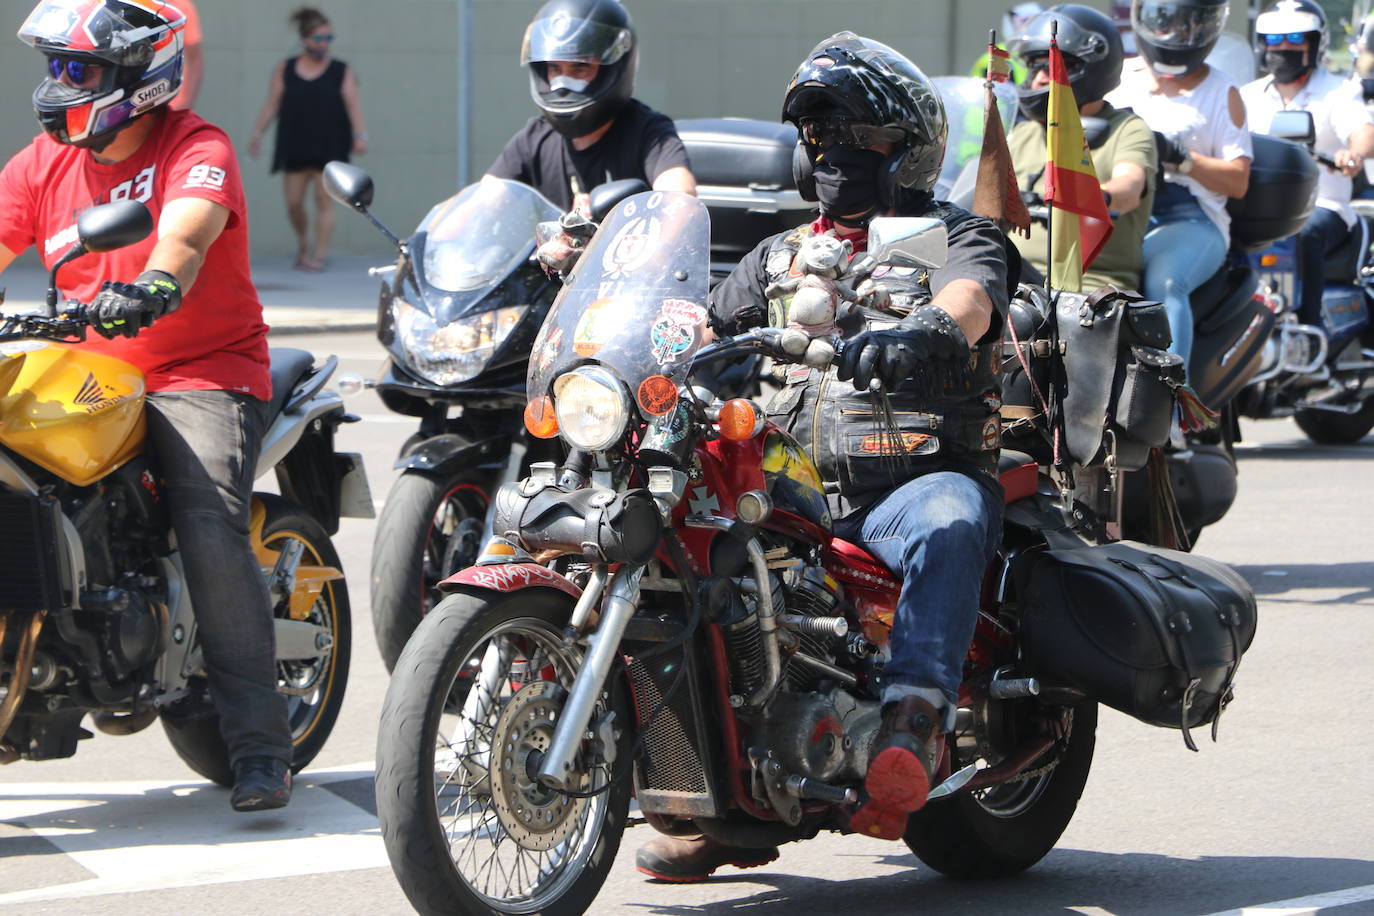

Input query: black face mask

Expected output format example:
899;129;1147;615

812;146;886;223
1264;49;1311;84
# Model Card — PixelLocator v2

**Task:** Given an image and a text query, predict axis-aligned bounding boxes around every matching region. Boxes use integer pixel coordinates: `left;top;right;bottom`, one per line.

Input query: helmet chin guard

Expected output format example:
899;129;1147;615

522;0;637;138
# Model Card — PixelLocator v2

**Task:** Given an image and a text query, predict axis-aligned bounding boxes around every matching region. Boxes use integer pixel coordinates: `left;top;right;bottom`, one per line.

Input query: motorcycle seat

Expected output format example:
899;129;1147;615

267;348;316;419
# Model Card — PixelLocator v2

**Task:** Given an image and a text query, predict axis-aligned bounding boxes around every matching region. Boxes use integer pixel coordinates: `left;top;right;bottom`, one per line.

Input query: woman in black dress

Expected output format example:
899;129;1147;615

249;6;367;271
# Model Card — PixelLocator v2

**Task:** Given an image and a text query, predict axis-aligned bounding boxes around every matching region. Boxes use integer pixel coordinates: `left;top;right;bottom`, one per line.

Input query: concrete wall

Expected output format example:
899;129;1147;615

0;0;1252;259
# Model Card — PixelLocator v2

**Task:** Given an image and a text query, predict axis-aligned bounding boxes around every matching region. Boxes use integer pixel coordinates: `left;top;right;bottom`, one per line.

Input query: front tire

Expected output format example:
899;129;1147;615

903;702;1097;879
162;494;352;786
371;471;491;673
376;588;632;915
1295;400;1374;445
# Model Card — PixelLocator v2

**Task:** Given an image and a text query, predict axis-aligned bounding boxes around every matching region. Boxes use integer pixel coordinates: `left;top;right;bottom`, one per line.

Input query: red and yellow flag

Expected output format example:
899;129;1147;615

1044;37;1112;292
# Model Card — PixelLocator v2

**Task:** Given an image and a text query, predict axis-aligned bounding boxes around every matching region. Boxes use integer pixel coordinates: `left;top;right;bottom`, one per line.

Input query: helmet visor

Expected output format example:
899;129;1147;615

1010;10;1111;64
1132;2;1229;51
521;14;632;67
19;0;154;68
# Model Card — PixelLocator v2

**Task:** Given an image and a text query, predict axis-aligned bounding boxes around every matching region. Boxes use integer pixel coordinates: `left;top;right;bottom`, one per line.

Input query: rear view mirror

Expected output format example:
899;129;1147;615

867;217;948;270
588;179;649;222
1267;109;1316;145
323;161;375;211
77;200;154;253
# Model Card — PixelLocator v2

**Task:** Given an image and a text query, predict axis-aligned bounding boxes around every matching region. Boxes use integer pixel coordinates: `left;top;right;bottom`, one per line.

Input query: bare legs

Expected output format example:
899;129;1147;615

282;169;330;271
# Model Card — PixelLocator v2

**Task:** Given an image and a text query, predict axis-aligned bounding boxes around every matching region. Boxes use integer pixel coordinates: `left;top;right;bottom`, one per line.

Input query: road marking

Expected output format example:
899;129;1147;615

351;414;416;424
0;764;384;905
1201;883;1374;915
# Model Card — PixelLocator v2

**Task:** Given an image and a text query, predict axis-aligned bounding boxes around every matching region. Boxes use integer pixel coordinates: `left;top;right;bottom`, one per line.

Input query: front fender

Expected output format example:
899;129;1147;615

396;433;512;475
439;563;583;600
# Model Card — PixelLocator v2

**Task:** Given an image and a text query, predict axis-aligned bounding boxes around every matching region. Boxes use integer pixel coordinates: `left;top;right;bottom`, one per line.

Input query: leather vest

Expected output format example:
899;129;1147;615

761;210;1003;519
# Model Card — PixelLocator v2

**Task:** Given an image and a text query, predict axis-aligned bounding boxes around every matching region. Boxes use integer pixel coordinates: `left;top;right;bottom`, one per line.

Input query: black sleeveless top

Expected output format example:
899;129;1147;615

272;57;353;173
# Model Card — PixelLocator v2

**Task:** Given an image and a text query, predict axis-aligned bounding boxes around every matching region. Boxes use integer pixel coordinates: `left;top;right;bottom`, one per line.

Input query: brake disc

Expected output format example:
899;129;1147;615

489;680;589;851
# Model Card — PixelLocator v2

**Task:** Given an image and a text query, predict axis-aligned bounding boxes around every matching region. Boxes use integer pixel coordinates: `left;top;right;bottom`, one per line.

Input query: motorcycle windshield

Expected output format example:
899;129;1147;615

527;191;710;404
413;177;560;303
932;76;1016;202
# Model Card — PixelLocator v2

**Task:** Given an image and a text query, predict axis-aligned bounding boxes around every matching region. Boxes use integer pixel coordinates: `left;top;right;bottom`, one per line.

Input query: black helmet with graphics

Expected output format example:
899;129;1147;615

521;0;637;139
782;32;947;205
1011;4;1124;123
19;0;186;149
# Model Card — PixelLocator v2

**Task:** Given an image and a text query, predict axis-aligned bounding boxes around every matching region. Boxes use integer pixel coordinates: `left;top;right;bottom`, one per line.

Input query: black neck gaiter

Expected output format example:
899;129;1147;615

1264;50;1311;85
813;147;885;223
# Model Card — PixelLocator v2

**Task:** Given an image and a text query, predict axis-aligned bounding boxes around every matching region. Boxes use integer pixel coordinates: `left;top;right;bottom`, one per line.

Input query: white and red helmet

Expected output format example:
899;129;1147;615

18;0;186;148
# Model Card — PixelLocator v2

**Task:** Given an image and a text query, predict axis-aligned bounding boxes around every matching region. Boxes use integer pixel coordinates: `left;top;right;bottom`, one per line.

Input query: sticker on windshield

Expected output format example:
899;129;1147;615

649;299;707;365
574;299;616;357
637;374;679;416
536;326;563;372
601;215;662;278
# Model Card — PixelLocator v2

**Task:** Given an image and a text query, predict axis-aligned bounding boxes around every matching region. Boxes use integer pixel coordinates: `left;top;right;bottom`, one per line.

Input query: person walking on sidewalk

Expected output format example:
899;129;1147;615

0;0;293;811
249;6;367;272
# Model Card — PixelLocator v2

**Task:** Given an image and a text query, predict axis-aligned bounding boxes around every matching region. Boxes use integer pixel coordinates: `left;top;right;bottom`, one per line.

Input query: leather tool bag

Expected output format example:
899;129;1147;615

1019;541;1256;750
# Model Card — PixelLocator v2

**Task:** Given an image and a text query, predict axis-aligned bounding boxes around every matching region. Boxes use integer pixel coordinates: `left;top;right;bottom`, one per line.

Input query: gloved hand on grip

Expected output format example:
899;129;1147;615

1154;131;1188;167
836;307;969;392
90;270;181;339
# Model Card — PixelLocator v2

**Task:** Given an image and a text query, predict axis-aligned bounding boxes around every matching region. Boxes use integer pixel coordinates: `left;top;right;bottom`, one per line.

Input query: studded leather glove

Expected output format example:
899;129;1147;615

90;270;181;340
836;307;969;392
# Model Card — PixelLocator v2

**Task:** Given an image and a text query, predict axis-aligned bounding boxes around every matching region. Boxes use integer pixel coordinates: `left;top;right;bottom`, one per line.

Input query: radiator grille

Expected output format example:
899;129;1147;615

0;490;64;613
628;651;707;794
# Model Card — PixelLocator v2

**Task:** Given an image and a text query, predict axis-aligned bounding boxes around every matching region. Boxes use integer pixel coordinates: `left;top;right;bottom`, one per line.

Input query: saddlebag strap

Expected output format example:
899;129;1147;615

1059;289;1123;466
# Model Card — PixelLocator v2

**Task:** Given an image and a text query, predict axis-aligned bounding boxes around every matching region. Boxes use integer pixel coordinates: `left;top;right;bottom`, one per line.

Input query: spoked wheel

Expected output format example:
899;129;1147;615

371;471;491;673
376;588;632;916
903;702;1097;879
162;494;351;786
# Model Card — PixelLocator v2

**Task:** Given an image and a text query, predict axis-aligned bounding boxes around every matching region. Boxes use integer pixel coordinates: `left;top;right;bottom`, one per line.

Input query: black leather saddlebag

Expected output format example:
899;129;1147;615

1020;541;1257;748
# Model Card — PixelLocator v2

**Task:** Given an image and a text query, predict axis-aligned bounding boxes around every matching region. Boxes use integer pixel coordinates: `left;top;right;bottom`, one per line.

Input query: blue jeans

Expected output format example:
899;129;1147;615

1297;206;1349;327
1143;192;1226;370
843;471;1003;729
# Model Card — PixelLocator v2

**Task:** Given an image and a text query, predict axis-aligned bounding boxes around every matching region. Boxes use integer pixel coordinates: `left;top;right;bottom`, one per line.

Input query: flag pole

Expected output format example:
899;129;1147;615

1044;19;1057;292
986;29;996;82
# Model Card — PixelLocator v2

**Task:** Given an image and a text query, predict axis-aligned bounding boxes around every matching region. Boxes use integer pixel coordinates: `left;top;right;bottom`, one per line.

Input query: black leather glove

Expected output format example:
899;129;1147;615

836;307;969;392
1154;131;1187;167
90;270;181;339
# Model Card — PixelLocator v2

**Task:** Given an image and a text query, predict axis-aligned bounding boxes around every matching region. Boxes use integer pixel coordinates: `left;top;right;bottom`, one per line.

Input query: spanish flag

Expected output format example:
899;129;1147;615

1044;36;1112;293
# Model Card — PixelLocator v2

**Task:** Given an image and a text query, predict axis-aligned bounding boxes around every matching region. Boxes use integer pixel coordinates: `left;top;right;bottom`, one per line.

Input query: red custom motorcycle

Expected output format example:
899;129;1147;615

374;191;1255;915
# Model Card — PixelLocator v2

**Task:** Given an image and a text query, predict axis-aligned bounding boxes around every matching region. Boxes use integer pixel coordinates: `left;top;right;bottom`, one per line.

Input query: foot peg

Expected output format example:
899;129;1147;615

926;762;978;800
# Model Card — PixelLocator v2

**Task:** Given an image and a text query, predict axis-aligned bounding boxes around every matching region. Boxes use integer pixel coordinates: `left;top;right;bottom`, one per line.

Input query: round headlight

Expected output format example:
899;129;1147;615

553;367;630;451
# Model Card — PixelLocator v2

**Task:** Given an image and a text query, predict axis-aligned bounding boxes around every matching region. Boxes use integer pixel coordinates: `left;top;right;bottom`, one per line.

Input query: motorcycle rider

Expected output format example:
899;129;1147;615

637;32;1008;881
1107;0;1251;372
1241;0;1374;330
1008;4;1157;291
0;0;292;811
487;0;696;213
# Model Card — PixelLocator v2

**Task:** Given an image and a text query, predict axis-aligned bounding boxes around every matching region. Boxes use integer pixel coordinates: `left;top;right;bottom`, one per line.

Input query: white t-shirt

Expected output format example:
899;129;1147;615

1108;58;1253;244
1242;68;1373;228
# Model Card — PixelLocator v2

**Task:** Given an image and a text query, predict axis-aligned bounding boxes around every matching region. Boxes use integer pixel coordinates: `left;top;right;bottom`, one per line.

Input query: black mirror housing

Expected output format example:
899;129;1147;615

588;178;649;222
323;160;375;210
77;200;154;253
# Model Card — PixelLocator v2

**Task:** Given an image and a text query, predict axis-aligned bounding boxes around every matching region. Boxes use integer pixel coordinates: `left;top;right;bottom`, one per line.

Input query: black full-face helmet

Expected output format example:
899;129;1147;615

1011;4;1124;123
1255;0;1326;80
521;0;637;139
782;32;947;207
1131;0;1230;77
19;0;186;149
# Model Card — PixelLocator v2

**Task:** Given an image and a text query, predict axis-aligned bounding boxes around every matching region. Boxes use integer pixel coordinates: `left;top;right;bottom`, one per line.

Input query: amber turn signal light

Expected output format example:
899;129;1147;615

717;398;761;441
524;396;559;439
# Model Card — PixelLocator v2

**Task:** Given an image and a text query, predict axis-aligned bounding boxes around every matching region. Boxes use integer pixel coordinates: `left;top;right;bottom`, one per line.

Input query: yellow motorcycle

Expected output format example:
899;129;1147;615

0;200;372;785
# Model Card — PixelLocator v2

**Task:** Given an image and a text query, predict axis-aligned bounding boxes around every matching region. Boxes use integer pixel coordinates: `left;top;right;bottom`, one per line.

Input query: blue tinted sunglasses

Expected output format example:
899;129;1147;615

47;56;95;83
1261;32;1309;46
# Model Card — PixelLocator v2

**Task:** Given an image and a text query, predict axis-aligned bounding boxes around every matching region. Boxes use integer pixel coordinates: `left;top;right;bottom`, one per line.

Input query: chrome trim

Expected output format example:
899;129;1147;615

745;538;783;706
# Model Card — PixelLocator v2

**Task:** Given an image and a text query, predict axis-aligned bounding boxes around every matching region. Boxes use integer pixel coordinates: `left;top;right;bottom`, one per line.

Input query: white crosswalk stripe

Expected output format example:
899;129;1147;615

0;763;384;905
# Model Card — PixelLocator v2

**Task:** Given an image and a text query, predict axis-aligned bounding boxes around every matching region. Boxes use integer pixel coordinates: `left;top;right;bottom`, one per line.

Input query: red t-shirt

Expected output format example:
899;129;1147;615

0;109;270;400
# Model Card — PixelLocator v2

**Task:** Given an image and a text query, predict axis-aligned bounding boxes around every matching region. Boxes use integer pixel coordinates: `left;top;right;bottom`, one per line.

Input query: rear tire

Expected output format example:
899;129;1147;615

162;494;351;785
376;588;631;916
371;471;491;673
903;703;1097;879
1294;400;1374;445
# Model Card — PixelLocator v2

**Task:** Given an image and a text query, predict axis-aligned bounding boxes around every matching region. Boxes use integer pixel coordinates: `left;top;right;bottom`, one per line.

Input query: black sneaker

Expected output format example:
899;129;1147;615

230;756;292;812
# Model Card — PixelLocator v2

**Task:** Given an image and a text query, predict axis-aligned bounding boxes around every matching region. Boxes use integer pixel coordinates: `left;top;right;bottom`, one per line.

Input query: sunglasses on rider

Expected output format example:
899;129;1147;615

309;33;335;43
800;118;905;149
1261;32;1309;46
47;56;98;84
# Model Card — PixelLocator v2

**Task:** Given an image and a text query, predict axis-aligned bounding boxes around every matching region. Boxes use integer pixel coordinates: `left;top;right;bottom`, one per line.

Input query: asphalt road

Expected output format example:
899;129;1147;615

2;328;1373;916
